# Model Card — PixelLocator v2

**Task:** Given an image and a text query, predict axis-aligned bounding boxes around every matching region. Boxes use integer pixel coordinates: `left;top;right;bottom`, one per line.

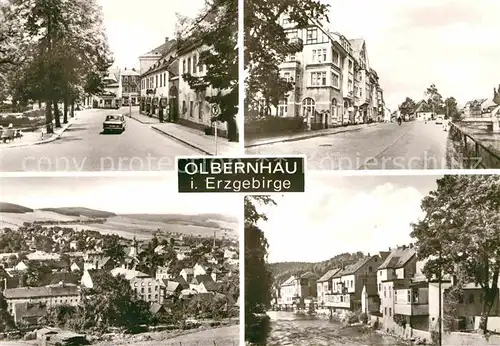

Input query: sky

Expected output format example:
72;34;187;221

0;175;240;217
98;0;206;68
324;0;500;111
256;173;442;263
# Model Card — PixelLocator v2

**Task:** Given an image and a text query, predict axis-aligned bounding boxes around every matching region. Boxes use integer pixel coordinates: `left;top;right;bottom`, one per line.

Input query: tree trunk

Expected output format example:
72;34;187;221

71;101;75;117
53;100;61;128
45;100;53;133
38;100;42;109
63;98;68;124
227;115;238;142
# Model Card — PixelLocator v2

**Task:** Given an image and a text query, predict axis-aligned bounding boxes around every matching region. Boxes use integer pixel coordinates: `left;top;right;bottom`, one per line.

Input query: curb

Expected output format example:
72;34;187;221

245;123;379;148
151;125;213;156
1;121;74;149
129;114;160;125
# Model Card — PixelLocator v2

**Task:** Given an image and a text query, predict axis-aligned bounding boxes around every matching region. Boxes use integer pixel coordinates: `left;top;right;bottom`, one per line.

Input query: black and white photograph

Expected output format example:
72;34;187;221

244;0;500;170
0;0;239;172
245;174;500;345
0;175;240;345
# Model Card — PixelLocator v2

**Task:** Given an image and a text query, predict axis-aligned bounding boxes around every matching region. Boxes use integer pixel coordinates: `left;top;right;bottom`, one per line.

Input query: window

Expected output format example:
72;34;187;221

389;287;392;298
331;72;339;88
182;59;186;74
389;308;392;317
384;287;386;298
159;75;162;87
331;98;337;120
187;57;191;74
378;283;381;291
283;72;292;82
198;101;203;119
278;99;287;117
155;75;158;88
310;71;326;86
141;288;144;293
193;55;197;74
332;50;339;65
302;98;315;118
350;280;353;288
407;290;411;303
384;307;387;315
148;294;151;300
468;294;474;304
282;16;290;25
286;29;297;39
190;101;194;117
288;54;296;61
348;60;353;72
182;100;186;114
312;49;326;63
306;28;318;44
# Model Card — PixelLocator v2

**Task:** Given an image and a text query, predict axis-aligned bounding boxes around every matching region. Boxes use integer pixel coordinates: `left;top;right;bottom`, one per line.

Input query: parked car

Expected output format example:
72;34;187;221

435;116;443;125
103;114;126;133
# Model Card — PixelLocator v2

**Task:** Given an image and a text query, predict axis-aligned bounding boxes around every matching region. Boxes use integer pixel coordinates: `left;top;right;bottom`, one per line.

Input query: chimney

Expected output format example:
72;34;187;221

165;36;169;43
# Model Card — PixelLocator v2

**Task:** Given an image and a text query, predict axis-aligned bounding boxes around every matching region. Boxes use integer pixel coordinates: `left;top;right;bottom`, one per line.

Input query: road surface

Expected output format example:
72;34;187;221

246;121;451;170
0;108;200;172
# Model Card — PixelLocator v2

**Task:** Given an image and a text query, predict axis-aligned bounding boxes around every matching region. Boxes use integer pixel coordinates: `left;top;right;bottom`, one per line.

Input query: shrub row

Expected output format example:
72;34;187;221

245;117;305;136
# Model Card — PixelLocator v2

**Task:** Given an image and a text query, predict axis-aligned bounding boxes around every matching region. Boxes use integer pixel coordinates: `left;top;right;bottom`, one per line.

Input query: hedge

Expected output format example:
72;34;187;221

245;116;305;136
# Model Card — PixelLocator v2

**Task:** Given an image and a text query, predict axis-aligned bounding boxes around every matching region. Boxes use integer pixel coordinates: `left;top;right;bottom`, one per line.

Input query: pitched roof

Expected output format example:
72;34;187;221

4;284;79;299
377;247;416;270
301;271;319;279
318;269;341;282
338;256;375;276
348;38;364;55
143;39;177;57
191;275;214;285
182;268;194;274
110;267;149;280
173;275;189;288
281;276;297;286
162;280;180;293
201;280;219;292
149;302;164;314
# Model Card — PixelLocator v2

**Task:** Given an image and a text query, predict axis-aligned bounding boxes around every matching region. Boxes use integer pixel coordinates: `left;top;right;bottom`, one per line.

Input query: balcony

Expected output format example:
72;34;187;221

324;294;351;309
394;303;429;316
280;60;300;70
276;37;303;54
343;90;353;99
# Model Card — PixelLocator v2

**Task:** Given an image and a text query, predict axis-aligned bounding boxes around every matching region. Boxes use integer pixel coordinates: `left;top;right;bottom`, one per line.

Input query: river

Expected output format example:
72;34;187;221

264;311;410;346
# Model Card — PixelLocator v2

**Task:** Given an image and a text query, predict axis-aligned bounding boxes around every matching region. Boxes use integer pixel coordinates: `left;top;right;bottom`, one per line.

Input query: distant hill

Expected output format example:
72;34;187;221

39;207;117;218
269;252;366;285
0;202;33;213
119;213;238;228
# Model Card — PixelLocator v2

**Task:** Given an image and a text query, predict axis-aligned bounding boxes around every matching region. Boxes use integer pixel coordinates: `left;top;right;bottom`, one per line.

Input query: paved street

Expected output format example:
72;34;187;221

0;108;200;172
246;121;451;170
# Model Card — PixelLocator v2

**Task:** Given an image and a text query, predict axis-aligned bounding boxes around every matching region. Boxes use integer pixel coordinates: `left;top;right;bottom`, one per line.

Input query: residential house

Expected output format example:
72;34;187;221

83;252;115;271
279;272;319;307
149;302;167;317
271;14;383;129
139;37;178;121
180;268;194;283
176;246;191;261
463;98;487;118
316;269;341;306
14;261;28;272
3;283;81;315
26;251;60;262
130;276;163;304
121;68;140;106
414;100;433;121
92;69;122;109
155;266;172;280
160;280;182;299
361;282;380;314
190;275;218;293
377;245;417;327
177;29;231;138
173;275;190;290
325;255;382;311
110;267;149;281
70;262;82;272
69;241;78;251
193;263;208;277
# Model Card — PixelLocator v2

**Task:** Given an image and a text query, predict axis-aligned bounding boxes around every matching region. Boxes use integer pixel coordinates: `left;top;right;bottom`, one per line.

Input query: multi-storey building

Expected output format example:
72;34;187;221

3;283;81;316
317;269;340;306
139;38;178;122
130;276;163;304
121;68;140;106
273;15;384;129
279;272;318;307
325;254;385;311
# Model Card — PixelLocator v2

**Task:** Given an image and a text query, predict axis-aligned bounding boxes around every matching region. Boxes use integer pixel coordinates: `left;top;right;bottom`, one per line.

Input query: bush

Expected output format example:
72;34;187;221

359;312;368;324
245;313;270;344
245;117;305;136
204;126;213;135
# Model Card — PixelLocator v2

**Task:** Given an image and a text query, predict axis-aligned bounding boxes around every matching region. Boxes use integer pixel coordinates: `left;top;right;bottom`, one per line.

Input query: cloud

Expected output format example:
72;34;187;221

258;175;431;263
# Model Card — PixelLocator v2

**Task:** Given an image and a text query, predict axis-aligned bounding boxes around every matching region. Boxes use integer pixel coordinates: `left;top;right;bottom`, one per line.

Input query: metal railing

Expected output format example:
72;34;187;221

448;122;500;169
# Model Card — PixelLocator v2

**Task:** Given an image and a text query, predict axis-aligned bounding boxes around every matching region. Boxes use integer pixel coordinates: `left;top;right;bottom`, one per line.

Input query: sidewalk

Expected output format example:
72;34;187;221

152;122;239;156
129;110;239;155
0;112;83;149
245;122;380;148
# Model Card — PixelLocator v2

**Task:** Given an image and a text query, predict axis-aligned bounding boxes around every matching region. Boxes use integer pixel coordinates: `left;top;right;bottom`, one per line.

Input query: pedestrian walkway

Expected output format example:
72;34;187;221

128;111;160;124
245;122;380;148
152;122;239;156
0;111;84;149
